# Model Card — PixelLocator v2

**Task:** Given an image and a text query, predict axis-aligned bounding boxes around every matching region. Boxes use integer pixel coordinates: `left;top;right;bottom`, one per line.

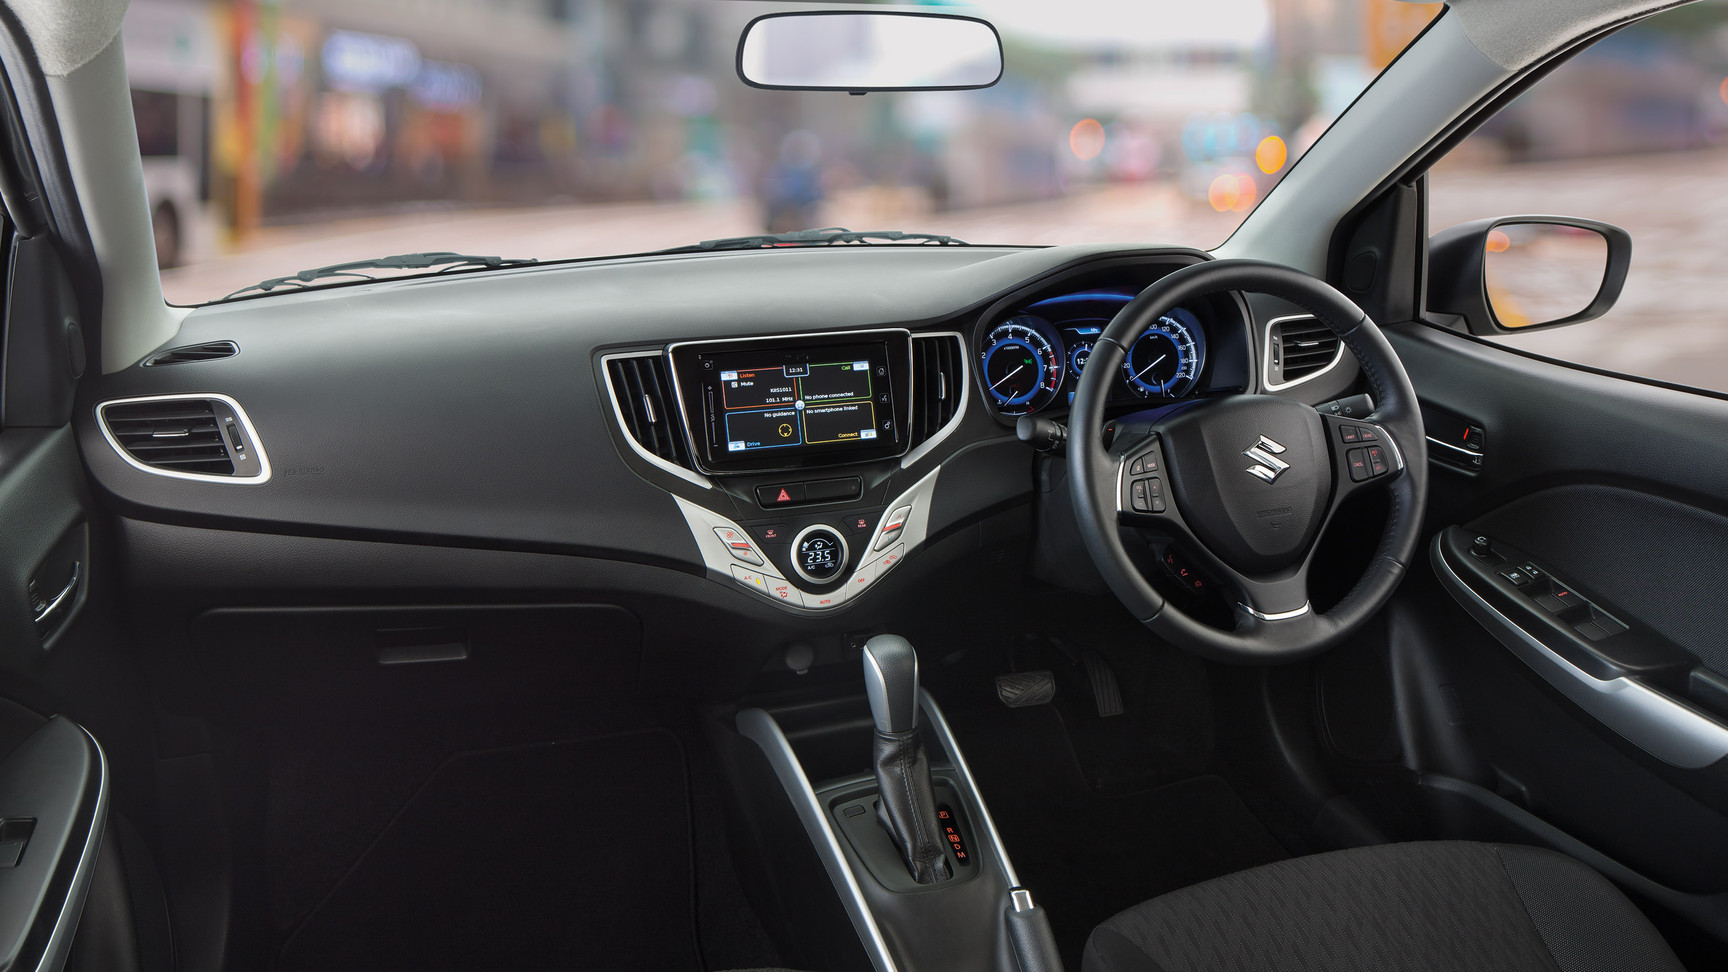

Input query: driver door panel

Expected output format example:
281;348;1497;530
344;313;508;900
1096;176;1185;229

1383;322;1728;923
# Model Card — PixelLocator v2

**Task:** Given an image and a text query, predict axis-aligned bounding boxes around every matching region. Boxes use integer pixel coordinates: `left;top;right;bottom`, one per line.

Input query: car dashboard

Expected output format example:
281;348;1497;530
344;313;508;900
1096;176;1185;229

75;243;1359;671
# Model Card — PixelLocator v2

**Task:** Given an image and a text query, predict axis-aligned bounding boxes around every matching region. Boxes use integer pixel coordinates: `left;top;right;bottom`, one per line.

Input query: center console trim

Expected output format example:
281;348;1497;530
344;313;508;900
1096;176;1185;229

736;706;901;972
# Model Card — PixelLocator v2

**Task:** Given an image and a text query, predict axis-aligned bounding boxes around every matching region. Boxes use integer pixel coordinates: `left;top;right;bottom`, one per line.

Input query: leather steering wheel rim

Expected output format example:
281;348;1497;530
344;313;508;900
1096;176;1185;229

1067;259;1428;663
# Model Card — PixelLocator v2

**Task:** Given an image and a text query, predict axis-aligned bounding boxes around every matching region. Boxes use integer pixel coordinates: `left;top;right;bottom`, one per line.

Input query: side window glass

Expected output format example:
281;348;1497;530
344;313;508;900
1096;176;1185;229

1428;4;1728;394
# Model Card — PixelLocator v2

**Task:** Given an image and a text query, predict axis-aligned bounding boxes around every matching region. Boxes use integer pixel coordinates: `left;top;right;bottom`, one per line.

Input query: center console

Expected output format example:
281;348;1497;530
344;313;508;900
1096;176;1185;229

736;635;1063;972
658;328;957;614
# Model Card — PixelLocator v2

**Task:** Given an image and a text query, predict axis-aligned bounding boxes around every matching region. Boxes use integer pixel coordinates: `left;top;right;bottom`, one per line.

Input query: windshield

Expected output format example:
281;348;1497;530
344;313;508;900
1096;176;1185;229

126;0;1442;304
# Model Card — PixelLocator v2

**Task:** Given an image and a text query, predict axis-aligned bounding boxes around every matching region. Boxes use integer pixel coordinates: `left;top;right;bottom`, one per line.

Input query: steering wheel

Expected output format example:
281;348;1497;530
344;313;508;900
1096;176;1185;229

1068;259;1428;663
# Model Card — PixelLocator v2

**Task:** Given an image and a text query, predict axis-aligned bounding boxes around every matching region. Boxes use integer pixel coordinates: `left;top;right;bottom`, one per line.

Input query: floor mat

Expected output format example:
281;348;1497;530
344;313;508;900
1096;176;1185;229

948;706;1290;969
278;729;698;971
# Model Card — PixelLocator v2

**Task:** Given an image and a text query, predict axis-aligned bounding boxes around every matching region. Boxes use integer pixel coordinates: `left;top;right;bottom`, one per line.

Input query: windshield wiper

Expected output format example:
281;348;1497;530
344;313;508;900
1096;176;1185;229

687;227;968;251
221;251;539;300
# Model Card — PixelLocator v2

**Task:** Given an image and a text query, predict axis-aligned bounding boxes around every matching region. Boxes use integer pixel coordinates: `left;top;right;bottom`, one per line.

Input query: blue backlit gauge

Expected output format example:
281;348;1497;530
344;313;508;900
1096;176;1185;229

982;317;1062;415
1122;307;1206;398
1069;342;1094;379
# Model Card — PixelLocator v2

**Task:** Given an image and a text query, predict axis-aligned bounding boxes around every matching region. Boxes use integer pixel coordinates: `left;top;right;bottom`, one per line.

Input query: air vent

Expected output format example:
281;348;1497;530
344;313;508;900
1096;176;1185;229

605;354;693;471
143;341;239;366
1269;316;1342;387
911;333;963;445
97;394;269;483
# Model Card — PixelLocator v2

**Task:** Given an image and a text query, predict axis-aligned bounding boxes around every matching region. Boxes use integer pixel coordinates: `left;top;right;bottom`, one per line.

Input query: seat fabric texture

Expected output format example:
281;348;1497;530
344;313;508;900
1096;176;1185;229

1083;841;1683;972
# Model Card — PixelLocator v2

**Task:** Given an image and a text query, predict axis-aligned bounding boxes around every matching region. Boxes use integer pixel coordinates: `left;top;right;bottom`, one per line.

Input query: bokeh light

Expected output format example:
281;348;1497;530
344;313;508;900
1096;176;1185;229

1069;118;1106;161
1486;229;1511;253
1719;76;1728;105
1255;135;1287;174
1208;172;1258;213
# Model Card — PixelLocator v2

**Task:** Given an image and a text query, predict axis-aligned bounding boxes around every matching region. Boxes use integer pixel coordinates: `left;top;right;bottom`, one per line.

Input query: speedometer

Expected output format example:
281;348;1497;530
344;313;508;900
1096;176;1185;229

981;316;1062;415
1122;307;1206;398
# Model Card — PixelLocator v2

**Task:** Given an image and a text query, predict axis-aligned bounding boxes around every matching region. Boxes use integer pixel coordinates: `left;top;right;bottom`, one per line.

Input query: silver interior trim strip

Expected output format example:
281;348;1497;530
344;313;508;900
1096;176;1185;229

900;332;970;469
1261;314;1347;392
917;690;1021;888
598;351;713;490
1239;601;1311;622
96;392;272;485
736;708;899;972
1432;537;1728;769
37;725;109;972
1426;436;1481;460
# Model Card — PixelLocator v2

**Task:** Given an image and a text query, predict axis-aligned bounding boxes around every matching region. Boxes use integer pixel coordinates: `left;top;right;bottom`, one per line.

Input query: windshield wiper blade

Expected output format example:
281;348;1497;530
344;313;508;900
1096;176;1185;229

688;227;968;251
221;251;538;300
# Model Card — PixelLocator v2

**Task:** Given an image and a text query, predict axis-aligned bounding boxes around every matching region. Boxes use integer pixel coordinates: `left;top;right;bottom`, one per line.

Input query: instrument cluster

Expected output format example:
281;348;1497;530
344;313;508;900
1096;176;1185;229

978;289;1212;417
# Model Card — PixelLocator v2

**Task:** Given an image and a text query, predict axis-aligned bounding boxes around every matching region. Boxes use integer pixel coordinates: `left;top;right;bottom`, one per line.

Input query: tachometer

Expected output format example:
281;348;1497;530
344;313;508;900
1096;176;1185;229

982;316;1062;415
1121;307;1206;398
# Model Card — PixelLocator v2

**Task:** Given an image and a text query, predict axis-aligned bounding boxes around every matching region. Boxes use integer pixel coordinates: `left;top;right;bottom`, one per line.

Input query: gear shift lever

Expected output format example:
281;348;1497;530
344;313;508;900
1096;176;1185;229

863;634;950;884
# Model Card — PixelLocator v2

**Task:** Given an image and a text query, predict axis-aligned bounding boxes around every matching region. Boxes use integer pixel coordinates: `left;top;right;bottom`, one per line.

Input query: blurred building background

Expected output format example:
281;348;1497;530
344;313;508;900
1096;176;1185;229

125;0;1464;267
124;0;1728;282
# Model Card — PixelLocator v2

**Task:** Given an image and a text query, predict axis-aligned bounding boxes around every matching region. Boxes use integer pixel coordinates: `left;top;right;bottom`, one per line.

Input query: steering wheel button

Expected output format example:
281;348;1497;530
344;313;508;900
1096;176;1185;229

1358;426;1379;442
1130;479;1151;512
1146;477;1167;513
1346;448;1370;482
1129;456;1144;476
1340;426;1360;443
1366;446;1388;476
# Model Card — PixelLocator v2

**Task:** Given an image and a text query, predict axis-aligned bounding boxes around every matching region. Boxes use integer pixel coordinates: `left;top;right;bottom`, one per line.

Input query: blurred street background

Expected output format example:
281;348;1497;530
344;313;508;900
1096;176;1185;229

128;0;1728;392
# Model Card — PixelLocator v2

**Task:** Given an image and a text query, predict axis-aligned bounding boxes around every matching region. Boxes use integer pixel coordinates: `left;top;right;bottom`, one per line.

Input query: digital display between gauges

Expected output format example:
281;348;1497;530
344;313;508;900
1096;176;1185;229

981;315;1062;416
1121;307;1207;398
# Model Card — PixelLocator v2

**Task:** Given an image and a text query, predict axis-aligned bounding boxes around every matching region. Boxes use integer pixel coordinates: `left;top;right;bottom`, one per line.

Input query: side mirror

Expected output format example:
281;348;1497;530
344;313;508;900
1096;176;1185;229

1427;216;1631;335
737;12;1003;93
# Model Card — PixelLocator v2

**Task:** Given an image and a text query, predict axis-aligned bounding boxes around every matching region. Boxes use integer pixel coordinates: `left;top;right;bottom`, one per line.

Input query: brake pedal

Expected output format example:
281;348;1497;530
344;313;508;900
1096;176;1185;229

996;671;1055;708
1082;651;1124;718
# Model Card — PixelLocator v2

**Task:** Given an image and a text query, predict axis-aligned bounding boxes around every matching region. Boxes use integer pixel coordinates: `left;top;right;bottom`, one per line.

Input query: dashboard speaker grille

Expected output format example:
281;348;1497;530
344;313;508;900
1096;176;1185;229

1273;317;1341;383
606;355;692;469
911;334;962;445
102;399;235;475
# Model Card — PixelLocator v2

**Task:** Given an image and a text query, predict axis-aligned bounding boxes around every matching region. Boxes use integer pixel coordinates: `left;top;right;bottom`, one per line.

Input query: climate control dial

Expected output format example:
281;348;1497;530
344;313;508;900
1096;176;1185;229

790;525;849;586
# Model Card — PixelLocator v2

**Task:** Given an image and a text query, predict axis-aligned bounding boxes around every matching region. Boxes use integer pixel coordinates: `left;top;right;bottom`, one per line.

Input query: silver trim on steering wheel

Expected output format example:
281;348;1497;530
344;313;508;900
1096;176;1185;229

1238;601;1312;621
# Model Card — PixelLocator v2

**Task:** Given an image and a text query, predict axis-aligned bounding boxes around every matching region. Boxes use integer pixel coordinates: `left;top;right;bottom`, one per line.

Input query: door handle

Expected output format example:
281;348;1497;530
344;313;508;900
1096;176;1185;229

32;561;81;639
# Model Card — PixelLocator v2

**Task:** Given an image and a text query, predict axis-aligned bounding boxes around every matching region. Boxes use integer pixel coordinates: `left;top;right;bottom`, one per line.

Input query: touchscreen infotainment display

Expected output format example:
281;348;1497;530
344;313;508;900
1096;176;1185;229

670;333;912;473
719;356;879;452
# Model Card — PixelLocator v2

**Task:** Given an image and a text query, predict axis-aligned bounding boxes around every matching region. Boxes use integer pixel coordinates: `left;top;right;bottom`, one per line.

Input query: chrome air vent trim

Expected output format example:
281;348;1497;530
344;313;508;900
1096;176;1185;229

600;351;711;489
1262;314;1346;391
96;393;271;485
902;331;969;469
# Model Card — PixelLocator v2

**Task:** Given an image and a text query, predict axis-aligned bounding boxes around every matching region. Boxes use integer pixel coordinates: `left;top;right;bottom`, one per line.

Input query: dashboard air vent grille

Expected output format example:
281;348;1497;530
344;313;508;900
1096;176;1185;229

102;399;234;475
143;341;239;366
1273;317;1341;384
606;354;692;469
911;334;962;445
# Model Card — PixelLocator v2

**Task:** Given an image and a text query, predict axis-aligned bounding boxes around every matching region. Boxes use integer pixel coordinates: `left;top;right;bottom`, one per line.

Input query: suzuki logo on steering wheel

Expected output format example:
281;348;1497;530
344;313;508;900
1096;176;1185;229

1243;435;1291;484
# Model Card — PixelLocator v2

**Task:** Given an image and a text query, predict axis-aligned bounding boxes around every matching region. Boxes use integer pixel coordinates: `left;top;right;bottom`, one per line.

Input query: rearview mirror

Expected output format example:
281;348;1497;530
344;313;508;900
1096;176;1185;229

737;12;1004;93
1427;216;1631;335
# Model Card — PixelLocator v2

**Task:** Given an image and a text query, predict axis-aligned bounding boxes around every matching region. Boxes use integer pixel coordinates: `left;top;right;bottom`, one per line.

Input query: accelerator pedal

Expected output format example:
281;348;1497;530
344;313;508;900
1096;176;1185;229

1082;651;1124;718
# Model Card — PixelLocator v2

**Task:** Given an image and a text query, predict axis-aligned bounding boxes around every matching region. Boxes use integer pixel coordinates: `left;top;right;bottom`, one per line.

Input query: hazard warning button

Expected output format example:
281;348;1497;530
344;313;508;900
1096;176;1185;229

755;482;806;508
